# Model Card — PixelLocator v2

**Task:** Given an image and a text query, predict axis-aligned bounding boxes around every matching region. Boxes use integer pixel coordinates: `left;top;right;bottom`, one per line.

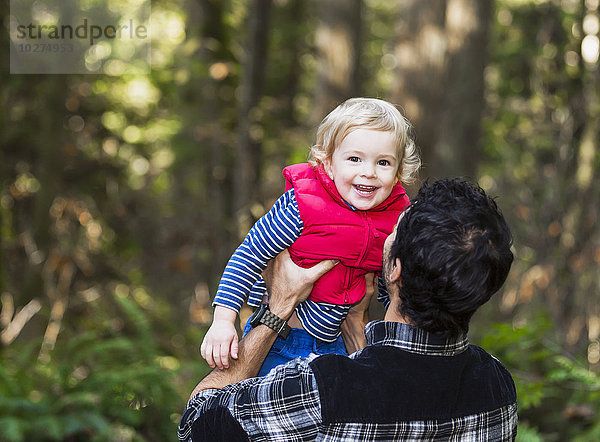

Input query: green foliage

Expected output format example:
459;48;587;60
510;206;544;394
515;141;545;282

1;0;599;440
481;318;600;441
515;422;544;442
480;3;600;436
0;294;180;441
482;0;600;349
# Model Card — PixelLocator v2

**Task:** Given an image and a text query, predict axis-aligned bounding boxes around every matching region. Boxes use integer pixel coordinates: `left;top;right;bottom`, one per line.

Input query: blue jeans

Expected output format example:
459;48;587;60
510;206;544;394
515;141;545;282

242;320;348;377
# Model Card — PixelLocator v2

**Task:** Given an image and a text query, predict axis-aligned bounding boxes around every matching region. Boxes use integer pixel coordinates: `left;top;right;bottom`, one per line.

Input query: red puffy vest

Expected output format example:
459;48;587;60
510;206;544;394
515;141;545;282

283;163;410;305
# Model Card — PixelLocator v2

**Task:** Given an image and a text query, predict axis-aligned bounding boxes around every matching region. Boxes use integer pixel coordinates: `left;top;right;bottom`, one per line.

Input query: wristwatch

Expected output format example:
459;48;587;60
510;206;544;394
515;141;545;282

248;303;291;339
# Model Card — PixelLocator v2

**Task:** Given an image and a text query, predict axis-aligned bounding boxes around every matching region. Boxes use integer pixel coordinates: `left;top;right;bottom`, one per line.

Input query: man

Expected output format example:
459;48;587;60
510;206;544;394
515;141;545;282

178;179;518;441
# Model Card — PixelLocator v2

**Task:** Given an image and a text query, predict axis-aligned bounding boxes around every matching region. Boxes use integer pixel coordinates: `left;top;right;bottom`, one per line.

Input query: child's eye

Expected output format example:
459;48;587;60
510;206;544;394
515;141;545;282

348;156;360;162
378;159;391;166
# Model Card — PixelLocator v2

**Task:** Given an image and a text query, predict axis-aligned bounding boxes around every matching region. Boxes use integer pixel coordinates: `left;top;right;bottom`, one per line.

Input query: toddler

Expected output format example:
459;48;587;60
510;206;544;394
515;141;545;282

201;98;420;375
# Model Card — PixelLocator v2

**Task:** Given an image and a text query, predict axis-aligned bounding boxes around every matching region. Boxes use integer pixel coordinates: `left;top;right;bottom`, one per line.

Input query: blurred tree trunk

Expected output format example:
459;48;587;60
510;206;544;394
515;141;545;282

196;0;235;287
0;0;12;297
234;0;272;236
0;66;75;350
550;3;600;351
313;0;363;121
281;0;305;126
392;0;492;180
260;0;308;186
472;1;599;354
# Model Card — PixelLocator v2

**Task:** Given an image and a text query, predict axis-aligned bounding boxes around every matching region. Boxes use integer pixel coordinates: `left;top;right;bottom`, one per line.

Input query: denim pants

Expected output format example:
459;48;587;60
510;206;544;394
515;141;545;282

242;320;348;377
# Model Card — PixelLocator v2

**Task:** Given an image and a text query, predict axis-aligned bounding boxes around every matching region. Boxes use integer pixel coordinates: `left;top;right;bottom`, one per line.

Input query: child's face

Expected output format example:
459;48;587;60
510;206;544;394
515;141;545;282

324;128;399;210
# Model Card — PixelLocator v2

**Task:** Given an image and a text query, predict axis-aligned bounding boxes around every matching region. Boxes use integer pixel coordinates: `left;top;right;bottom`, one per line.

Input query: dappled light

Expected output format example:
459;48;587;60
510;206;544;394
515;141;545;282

1;0;600;440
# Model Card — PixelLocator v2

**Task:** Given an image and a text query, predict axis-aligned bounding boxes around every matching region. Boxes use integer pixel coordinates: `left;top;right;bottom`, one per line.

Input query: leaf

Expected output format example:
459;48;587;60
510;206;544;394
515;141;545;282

0;417;25;442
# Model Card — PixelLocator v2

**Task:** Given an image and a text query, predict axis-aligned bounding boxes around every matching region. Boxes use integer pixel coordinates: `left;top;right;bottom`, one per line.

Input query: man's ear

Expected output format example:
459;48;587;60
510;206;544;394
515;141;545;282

389;258;402;284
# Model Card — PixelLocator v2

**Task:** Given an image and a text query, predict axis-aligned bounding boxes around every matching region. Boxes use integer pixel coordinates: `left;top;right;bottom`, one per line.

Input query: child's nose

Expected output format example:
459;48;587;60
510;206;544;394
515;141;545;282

360;163;376;177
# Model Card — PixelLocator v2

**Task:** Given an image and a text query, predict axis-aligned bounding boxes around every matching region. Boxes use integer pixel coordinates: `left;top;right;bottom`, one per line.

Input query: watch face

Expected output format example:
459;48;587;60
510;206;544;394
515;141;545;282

249;303;267;327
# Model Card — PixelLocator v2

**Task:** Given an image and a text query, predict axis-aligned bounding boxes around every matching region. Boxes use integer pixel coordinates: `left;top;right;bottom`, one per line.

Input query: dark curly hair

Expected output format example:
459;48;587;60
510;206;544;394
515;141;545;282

390;179;513;338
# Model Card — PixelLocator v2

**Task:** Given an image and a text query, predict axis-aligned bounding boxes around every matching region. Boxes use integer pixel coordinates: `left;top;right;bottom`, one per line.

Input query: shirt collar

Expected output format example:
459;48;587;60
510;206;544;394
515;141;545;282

365;320;469;356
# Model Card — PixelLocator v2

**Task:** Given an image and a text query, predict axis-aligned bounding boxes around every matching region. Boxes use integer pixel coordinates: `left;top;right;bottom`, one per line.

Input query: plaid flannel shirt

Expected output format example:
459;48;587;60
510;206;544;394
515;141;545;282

178;321;517;441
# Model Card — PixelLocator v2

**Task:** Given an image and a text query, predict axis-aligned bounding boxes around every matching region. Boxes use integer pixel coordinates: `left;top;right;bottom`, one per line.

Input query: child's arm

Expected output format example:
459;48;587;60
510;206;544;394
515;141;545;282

200;306;239;370
340;273;376;353
201;189;303;369
211;189;303;312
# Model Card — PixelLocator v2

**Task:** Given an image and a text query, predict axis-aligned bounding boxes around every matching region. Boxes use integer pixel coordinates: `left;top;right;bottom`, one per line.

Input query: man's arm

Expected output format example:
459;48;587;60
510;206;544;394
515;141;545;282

189;250;338;399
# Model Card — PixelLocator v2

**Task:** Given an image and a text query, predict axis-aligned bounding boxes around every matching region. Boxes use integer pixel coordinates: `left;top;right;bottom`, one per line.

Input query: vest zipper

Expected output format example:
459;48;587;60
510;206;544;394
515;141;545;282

342;212;372;304
357;212;372;267
343;267;351;303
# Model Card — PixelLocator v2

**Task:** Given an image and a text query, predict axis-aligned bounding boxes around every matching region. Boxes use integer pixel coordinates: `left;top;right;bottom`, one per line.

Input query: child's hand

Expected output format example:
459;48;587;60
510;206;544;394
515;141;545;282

200;307;239;370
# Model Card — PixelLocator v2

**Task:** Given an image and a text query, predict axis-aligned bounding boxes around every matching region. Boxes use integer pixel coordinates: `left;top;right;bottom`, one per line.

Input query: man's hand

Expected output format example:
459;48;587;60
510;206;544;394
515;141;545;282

262;249;338;319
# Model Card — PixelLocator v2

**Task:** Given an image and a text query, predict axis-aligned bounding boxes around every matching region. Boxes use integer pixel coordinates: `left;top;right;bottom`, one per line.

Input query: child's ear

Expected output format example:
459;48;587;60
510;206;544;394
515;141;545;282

393;164;401;185
323;159;334;180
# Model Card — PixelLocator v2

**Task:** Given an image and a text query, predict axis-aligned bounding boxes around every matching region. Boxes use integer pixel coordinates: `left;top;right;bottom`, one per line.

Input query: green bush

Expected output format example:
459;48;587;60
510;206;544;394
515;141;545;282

0;294;180;441
480;318;600;441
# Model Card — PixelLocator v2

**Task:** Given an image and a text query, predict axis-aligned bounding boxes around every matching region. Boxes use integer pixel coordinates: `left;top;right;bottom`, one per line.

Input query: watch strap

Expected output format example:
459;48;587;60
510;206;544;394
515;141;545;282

259;309;291;339
249;303;268;328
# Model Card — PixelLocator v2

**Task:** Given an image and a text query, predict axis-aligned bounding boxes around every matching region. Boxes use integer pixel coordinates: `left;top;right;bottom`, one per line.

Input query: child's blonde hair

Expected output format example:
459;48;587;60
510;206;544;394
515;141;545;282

309;97;420;184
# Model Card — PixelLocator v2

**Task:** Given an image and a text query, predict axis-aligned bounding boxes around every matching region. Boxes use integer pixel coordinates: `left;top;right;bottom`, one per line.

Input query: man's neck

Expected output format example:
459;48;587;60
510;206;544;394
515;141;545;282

383;297;413;325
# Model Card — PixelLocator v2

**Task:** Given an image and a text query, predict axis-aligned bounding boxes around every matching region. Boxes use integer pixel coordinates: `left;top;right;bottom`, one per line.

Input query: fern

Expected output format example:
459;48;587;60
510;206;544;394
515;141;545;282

479;317;600;440
0;291;180;441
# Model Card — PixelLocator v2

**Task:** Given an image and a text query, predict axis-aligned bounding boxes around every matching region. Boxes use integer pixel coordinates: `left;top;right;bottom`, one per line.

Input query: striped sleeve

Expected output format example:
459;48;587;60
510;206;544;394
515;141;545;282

247;277;267;307
296;300;352;342
213;189;303;312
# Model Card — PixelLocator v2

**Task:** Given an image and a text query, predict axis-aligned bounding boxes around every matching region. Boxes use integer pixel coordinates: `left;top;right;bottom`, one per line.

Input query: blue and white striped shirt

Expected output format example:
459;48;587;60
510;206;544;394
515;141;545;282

213;189;387;342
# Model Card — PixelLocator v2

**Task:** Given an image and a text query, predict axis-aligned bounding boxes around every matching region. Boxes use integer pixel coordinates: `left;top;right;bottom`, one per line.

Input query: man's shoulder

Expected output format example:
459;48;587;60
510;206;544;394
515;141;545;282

466;344;514;378
465;344;517;398
309;343;516;422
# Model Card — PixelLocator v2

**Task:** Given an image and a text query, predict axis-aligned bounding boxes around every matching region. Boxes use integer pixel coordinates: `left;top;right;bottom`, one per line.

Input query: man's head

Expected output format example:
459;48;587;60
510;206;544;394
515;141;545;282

383;179;513;338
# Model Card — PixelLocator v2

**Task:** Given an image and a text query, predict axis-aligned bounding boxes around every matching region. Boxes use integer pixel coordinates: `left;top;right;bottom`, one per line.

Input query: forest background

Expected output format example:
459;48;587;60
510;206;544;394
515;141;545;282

1;0;600;440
